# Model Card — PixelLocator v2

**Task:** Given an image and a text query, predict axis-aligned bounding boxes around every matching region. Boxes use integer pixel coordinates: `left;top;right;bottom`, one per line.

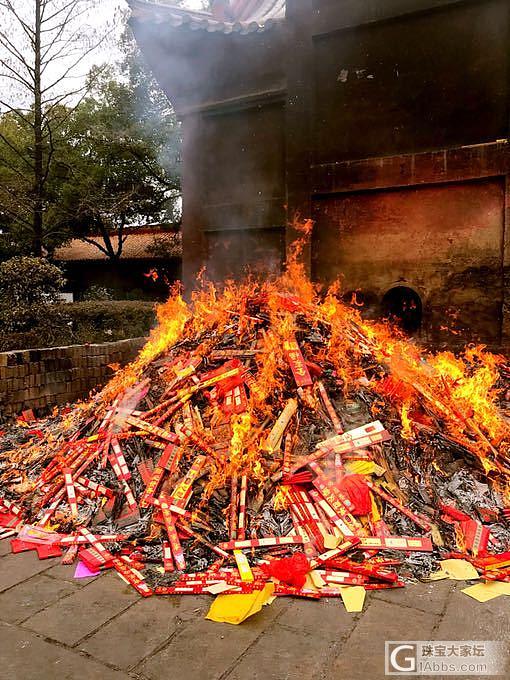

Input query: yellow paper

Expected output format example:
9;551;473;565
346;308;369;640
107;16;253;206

340;586;366;612
462;582;507;602
439;559;479;581
206;582;236;595
309;570;326;589
323;534;340;549
206;583;274;624
427;568;449;581
234;550;254;582
370;495;381;522
345;461;376;476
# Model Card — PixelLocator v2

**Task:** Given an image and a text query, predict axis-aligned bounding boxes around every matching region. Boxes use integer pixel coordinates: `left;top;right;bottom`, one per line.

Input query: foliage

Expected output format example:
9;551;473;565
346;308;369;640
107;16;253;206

63;300;155;344
0;0;117;255
0;300;155;351
0;256;66;332
49;59;181;260
81;285;114;302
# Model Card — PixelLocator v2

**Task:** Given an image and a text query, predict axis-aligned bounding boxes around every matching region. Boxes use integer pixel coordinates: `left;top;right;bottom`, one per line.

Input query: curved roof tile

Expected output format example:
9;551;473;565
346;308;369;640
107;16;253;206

129;0;285;34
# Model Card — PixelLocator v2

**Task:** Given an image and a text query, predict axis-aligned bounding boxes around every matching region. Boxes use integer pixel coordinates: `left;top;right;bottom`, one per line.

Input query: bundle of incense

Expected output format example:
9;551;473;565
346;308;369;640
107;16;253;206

460;518;490;556
293;488;329;538
137;460;154;485
365;481;431;532
176;366;245;401
482;567;510;582
61;543;79;565
273;584;321;599
283;338;313;387
223;384;249;415
154;400;188;426
229;474;239;539
473;551;510;571
120;479;138;511
358;536;433;552
37;494;64;526
308;489;355;536
140;443;181;508
76;476;114;499
155;582;263;595
237;475;248;540
60;533;127;546
163;541;174;572
288;489;326;551
0;499;22;516
178;522;230;559
62;468;78;518
125;415;179;443
282;434;293;475
171;455;207;509
108;437;131;481
364;581;406;590
264;399;298;452
179;426;218;459
218;536;304;550
289;506;318;559
310;537;362;568
209;349;259;360
330;558;399;583
289;421;390;474
320;571;367;586
309;462;361;536
317;381;343;434
160;503;186;570
112;556;153;597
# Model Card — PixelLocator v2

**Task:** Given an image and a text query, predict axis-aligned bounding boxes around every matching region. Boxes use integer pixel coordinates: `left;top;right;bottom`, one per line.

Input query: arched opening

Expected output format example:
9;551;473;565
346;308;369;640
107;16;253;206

382;286;422;334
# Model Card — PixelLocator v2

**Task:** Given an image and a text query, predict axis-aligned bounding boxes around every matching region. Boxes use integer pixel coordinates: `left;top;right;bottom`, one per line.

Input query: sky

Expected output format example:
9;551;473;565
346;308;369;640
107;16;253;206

0;0;205;110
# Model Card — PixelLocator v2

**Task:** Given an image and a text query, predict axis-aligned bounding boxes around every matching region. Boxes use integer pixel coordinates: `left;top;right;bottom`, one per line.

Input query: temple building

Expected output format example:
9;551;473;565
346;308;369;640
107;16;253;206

129;0;510;345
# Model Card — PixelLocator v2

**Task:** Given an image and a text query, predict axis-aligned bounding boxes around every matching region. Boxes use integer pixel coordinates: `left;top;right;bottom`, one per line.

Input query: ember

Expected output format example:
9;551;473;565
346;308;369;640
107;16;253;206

1;249;510;618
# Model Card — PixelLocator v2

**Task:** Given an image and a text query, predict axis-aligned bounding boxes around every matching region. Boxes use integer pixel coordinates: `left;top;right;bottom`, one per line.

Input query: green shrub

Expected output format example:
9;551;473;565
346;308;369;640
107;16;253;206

0;300;155;351
0;256;66;333
81;285;114;301
62;300;155;344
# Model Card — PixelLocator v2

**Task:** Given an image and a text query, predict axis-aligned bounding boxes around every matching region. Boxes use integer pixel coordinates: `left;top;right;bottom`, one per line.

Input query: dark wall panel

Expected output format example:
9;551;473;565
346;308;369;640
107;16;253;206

200;102;285;215
205;227;284;280
313;0;510;163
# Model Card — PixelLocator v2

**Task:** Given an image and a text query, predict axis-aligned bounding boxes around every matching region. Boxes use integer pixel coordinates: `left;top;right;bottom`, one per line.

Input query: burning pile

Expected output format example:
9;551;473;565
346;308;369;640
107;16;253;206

1;252;510;616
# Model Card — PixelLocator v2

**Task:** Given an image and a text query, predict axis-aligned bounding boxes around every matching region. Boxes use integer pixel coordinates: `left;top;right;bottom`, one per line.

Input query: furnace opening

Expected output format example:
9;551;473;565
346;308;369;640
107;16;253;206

382;286;422;334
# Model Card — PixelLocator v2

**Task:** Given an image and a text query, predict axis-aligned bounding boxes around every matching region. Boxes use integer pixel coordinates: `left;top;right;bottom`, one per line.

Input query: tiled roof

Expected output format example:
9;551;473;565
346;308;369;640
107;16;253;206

55;230;182;261
129;0;285;35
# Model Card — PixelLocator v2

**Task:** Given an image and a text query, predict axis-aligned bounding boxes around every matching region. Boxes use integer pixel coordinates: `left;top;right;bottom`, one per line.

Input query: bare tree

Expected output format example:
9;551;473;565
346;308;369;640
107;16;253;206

0;0;116;255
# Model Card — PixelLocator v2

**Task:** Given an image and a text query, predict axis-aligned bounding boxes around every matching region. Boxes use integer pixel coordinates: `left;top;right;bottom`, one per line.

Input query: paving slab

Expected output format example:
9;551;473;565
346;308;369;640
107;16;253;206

137;599;288;680
277;597;358;641
371;579;453;616
43;561;96;586
225;622;337;680
329;598;437;680
23;572;139;646
435;588;510;640
80;596;204;670
0;621;127;680
0;537;12;557
0;573;76;624
0;551;57;593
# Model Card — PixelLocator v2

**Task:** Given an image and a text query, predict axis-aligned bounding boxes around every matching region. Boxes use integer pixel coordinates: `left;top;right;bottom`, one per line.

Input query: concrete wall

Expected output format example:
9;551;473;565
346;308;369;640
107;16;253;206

0;338;146;418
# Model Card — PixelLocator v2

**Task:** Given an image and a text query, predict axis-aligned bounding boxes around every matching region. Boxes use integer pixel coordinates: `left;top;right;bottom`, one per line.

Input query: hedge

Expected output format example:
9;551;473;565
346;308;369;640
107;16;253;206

0;301;155;351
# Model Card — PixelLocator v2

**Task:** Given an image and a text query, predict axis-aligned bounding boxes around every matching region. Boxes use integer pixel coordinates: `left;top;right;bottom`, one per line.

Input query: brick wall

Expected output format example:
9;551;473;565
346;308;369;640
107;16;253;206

0;337;146;418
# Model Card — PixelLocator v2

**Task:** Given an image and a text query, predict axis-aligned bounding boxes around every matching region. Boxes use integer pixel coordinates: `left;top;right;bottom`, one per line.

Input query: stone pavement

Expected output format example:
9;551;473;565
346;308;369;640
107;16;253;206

0;546;509;680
